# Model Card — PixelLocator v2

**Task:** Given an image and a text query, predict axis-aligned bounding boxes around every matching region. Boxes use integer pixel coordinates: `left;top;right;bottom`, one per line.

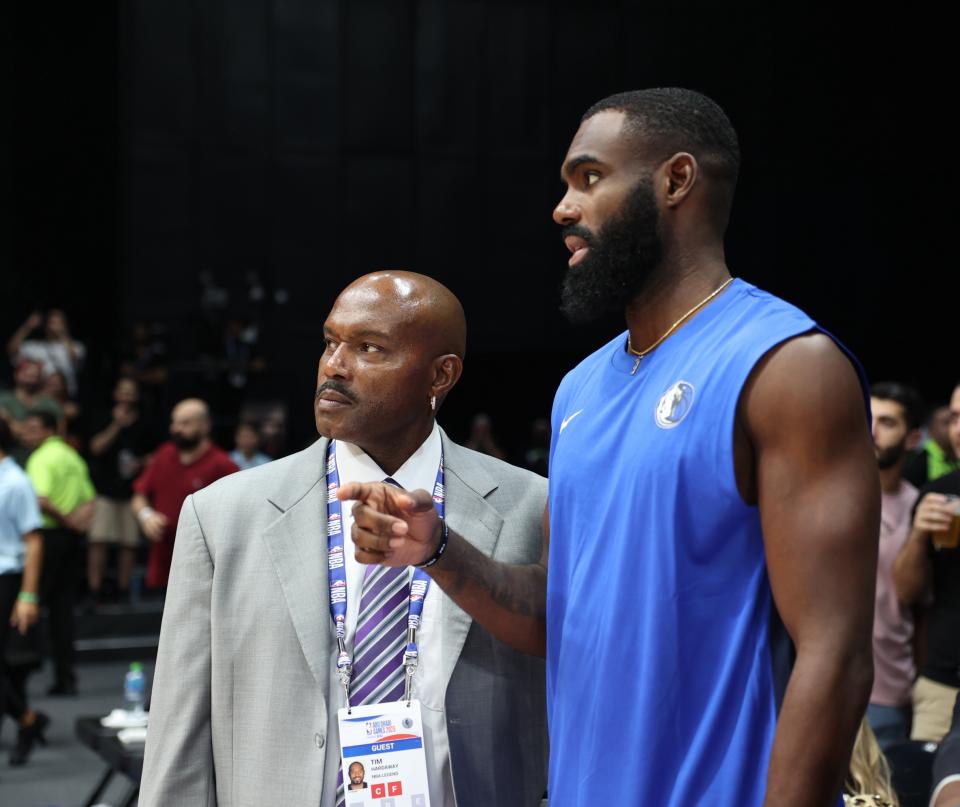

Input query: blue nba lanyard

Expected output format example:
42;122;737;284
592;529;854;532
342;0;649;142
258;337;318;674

326;439;445;707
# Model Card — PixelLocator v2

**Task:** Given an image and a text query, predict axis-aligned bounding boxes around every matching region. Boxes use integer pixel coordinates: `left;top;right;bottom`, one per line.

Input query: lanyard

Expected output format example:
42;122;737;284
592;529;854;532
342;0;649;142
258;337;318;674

326;440;445;707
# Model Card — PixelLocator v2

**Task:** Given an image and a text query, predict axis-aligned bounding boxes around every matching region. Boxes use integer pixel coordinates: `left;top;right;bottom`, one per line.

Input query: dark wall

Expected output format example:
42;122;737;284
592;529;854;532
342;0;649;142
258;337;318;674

8;3;952;454
5;5;119;384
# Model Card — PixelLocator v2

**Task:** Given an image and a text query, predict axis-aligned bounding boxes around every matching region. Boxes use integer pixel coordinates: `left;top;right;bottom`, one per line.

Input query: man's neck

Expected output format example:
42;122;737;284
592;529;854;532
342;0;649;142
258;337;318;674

878;464;903;494
179;438;211;465
356;419;435;477
624;253;731;352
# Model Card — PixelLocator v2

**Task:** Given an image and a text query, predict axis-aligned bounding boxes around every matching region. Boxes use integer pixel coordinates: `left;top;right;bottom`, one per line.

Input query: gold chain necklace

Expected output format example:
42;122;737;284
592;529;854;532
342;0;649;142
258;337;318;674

627;276;735;375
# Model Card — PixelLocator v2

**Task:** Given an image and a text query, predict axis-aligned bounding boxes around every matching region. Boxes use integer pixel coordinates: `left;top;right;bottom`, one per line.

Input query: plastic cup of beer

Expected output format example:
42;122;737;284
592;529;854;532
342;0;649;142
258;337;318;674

932;495;960;550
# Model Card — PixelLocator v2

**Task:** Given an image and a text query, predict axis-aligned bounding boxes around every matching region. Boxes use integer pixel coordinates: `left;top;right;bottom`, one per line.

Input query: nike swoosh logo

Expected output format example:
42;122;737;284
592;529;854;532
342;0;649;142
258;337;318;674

560;409;584;433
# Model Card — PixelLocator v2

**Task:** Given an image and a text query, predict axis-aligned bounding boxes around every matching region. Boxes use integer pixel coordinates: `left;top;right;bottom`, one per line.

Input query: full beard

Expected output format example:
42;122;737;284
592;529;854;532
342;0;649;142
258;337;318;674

876;441;907;470
171;434;202;451
560;175;662;323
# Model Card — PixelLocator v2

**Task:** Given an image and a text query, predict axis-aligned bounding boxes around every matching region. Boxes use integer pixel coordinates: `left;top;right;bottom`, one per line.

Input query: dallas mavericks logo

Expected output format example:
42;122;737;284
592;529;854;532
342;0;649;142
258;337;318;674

655;380;695;429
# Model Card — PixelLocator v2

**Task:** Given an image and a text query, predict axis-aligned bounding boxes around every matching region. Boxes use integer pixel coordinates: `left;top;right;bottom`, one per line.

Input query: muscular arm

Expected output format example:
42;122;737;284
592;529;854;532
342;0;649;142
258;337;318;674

338;483;549;657
423;507;548;656
742;334;878;807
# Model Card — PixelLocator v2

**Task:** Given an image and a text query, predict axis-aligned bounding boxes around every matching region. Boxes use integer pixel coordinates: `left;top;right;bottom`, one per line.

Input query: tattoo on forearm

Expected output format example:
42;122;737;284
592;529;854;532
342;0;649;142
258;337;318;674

435;534;546;619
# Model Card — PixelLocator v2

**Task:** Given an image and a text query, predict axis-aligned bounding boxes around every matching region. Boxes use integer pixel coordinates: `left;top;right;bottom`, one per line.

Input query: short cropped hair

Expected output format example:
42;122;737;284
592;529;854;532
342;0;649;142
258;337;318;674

26;409;59;433
871;381;926;430
583;88;741;188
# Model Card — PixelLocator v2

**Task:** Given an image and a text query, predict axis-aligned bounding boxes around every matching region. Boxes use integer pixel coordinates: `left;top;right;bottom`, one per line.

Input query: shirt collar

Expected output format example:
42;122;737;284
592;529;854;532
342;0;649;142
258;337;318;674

335;422;441;492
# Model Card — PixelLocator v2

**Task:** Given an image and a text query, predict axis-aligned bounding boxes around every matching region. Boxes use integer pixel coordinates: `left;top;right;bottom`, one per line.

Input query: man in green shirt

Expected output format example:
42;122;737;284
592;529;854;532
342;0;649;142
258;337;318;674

22;409;95;695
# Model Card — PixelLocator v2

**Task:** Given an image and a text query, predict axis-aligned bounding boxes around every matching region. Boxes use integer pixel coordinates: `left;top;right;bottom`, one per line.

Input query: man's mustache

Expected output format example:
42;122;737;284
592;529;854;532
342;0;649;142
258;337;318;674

315;380;357;402
562;224;593;243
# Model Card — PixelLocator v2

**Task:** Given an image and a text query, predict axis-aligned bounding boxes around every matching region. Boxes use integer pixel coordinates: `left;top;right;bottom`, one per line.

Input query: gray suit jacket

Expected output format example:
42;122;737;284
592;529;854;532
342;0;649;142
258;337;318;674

139;430;548;807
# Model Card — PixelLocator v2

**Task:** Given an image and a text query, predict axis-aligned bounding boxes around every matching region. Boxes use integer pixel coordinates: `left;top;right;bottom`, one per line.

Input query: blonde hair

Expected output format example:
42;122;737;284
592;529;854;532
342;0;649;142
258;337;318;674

845;718;899;807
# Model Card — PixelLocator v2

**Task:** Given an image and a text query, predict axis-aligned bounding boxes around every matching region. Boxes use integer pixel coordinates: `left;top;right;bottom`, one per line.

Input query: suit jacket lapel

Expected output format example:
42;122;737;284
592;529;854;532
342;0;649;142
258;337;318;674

259;433;505;692
435;431;504;692
262;438;331;685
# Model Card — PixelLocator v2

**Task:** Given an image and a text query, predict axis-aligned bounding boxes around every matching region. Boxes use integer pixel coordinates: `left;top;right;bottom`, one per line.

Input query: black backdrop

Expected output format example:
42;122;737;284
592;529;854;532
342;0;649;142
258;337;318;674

4;2;953;454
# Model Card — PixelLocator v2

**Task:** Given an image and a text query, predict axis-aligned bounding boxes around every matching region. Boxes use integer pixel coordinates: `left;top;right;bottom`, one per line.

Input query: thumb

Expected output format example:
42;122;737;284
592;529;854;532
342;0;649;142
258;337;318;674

400;489;437;514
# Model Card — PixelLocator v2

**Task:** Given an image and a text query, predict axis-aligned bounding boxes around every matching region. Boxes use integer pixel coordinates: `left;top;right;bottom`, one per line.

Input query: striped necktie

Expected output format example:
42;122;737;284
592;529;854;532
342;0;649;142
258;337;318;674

336;477;409;807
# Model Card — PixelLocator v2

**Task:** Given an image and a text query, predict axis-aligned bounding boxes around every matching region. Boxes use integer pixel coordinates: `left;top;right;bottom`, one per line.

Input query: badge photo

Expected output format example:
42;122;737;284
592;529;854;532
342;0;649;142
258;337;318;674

338;701;431;807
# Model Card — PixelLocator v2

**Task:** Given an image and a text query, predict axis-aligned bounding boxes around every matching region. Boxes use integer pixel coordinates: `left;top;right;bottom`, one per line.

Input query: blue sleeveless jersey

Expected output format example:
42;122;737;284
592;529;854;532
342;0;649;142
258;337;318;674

546;280;858;806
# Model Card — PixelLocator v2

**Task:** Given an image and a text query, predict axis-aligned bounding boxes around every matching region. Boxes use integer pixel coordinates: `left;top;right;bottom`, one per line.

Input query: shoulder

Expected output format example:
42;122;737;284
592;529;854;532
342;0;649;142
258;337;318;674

193;440;324;510
444;439;547;511
741;331;868;440
900;478;920;503
150;442;178;463
6;464;34;495
27;440;54;465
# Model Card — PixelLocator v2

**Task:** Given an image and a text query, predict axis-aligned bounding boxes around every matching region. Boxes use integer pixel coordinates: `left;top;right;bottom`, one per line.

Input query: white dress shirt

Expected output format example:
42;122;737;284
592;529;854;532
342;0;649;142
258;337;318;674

323;423;457;807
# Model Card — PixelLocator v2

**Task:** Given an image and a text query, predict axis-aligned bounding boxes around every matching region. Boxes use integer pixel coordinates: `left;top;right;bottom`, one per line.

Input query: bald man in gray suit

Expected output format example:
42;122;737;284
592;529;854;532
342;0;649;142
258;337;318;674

139;272;547;807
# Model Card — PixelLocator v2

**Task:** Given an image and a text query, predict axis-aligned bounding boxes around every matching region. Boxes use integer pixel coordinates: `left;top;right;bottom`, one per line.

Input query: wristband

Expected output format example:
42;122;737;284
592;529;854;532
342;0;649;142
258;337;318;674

415;519;449;569
137;506;156;524
17;592;38;604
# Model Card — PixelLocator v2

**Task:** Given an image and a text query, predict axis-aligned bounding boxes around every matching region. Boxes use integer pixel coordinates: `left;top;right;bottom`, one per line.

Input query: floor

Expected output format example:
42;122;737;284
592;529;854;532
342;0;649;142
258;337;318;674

0;658;155;807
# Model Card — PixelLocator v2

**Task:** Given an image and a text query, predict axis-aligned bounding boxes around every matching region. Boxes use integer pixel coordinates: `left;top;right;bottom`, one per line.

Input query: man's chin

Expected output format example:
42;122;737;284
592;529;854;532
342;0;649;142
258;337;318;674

314;414;355;443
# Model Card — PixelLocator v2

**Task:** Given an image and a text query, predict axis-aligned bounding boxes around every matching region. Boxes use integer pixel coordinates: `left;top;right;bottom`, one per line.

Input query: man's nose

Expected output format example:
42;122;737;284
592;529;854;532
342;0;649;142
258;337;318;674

553;191;581;226
322;344;350;378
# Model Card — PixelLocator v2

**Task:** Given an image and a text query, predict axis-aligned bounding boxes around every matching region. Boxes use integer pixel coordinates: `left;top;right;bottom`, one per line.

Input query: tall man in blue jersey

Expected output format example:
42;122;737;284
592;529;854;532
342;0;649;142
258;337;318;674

342;88;879;806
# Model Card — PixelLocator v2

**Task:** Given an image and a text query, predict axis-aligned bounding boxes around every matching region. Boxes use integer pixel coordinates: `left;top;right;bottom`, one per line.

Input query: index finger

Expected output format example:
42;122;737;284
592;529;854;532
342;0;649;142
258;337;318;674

337;481;414;507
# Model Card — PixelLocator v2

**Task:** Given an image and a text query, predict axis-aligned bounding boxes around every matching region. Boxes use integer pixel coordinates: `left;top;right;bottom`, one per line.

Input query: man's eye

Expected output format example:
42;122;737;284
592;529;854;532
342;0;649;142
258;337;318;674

585;171;601;186
360;343;381;353
323;338;337;351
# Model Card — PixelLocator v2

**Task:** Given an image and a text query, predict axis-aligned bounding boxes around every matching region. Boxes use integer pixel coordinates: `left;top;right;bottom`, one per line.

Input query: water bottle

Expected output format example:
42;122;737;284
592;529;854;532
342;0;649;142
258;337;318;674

124;662;146;717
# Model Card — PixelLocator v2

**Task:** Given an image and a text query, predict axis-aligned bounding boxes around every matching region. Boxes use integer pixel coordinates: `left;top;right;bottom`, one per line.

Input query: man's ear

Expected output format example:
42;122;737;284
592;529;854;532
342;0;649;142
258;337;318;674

906;427;923;453
661;152;699;209
430;354;463;402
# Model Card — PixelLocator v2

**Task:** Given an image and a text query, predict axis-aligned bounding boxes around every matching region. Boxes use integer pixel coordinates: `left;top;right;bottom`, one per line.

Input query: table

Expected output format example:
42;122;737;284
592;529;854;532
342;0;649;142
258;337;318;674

75;716;144;807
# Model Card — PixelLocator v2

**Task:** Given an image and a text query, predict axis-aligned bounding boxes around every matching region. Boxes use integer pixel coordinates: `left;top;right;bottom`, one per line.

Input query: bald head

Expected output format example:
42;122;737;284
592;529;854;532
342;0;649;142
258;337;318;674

337;271;466;359
316;271;466;471
173;398;210;422
170;397;211;451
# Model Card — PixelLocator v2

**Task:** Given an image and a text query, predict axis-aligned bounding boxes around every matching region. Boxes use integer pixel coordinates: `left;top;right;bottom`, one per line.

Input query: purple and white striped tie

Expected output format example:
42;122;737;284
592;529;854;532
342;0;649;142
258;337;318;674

335;477;409;807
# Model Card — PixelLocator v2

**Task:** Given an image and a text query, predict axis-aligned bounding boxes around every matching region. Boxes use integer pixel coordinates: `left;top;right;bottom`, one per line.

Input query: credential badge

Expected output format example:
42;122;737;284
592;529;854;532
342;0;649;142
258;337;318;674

655;380;695;429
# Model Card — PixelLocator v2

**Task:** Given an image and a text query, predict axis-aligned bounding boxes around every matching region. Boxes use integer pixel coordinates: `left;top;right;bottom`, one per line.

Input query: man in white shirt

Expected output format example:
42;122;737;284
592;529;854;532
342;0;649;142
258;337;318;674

139;271;548;807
